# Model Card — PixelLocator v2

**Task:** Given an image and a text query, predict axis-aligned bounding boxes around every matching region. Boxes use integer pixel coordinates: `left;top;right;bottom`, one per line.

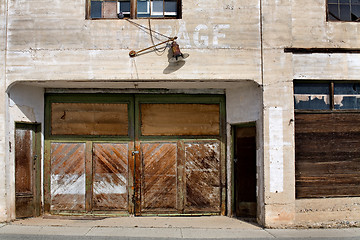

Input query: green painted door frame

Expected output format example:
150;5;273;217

44;93;226;216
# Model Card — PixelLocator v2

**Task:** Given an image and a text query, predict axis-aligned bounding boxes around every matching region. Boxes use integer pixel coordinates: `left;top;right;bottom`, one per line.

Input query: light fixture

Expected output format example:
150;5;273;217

126;19;189;61
169;41;189;63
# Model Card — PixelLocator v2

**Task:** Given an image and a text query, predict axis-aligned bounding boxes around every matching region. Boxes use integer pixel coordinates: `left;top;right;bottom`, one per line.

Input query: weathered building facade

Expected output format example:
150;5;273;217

0;0;360;227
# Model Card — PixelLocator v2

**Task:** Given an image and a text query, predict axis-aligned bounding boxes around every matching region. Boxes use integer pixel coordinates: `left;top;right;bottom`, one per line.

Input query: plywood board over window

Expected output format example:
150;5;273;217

294;81;360;199
140;104;220;136
51;103;129;136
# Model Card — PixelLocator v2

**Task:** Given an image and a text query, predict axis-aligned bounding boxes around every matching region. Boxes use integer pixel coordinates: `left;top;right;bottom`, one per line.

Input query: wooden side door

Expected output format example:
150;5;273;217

15;123;41;218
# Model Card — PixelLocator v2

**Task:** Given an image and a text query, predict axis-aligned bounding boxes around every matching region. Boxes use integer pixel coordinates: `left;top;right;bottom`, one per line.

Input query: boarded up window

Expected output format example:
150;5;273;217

140;104;220;136
295;113;360;198
51;103;128;136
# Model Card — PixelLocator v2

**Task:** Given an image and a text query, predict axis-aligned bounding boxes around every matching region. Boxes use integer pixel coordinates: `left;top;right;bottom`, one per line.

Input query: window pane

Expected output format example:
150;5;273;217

340;4;351;20
294;83;331;110
164;0;177;16
352;5;360;20
328;4;340;20
119;0;130;15
91;1;102;18
137;0;150;17
334;83;360;109
151;0;164;17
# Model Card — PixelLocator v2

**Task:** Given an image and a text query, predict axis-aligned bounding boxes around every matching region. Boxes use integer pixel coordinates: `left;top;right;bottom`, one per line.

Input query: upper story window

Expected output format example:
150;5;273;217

294;81;360;110
88;0;181;19
327;0;360;21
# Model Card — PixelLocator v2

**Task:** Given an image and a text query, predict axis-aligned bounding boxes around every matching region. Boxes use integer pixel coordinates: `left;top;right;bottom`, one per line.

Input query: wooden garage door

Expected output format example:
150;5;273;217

136;102;223;215
295;113;360;198
45;94;225;215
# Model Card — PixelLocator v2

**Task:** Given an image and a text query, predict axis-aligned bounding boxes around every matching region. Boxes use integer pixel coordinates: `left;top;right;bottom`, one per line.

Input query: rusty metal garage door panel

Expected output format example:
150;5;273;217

141;142;177;212
184;141;221;213
51;143;86;211
93;143;129;211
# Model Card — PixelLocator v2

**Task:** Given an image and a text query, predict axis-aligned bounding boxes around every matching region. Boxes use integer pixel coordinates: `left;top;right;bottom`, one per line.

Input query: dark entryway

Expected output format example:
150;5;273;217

15;123;41;218
233;124;257;218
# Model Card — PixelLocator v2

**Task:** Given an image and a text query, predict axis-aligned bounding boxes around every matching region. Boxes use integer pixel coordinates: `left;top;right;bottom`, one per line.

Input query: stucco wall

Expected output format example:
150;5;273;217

5;0;261;87
0;0;9;222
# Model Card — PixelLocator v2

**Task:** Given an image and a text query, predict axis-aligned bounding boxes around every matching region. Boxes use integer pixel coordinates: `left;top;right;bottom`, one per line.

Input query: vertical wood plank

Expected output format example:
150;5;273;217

134;141;141;215
131;0;137;18
44;140;51;213
85;141;93;212
34;125;42;217
177;140;185;213
128;141;135;215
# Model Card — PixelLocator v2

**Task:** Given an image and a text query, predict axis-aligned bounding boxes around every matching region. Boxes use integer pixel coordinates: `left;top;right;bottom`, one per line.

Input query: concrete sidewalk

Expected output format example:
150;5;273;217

0;216;359;239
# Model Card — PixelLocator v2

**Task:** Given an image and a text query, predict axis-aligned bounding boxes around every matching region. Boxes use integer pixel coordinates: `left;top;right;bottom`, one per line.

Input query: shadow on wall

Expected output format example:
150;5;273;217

8;84;45;123
163;48;186;74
